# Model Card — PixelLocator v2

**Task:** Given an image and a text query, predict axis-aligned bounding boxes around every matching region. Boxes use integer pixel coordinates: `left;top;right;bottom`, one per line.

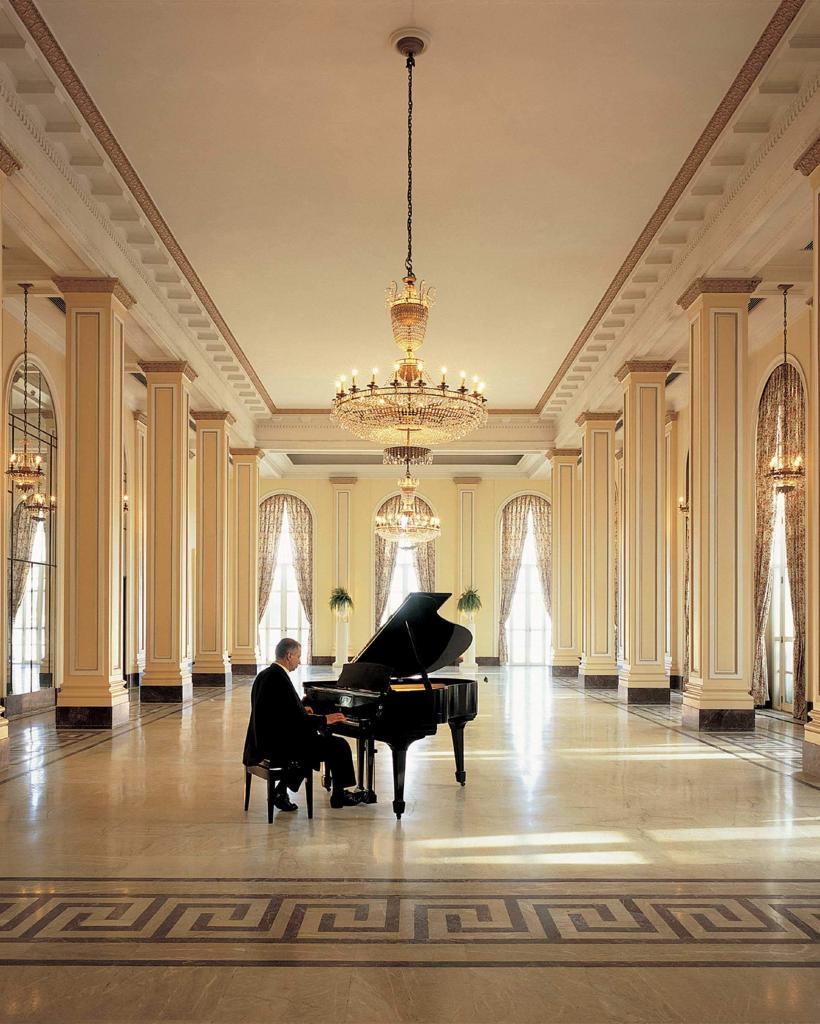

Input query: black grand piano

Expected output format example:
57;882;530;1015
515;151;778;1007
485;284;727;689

303;592;478;819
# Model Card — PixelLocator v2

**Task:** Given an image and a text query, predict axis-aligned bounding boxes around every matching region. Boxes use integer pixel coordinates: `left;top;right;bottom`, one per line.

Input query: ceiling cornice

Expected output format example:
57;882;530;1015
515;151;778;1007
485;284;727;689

676;276;761;310
8;0;277;414
54;275;135;309
615;359;675;381
795;132;820;174
138;359;198;382
575;411;620;426
534;0;806;414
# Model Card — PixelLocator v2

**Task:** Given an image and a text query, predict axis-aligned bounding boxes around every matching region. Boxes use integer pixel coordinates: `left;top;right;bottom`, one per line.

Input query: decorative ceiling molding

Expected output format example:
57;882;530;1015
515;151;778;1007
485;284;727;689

575;411;620;426
676;276;762;310
8;0;277;414
535;0;806;414
138;359;198;382
795;133;820;174
53;275;135;309
0;135;21;176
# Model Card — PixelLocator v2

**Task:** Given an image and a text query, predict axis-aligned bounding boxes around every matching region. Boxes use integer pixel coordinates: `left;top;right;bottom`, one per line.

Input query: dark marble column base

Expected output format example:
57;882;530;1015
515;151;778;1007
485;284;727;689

192;671;232;687
476;656;501;667
619;685;671;705
124;672;141;688
669;674;684;690
580;674;618;689
56;703;130;729
230;663;259;677
681;706;755;731
140;682;193;704
550;664;579;677
2;687;57;719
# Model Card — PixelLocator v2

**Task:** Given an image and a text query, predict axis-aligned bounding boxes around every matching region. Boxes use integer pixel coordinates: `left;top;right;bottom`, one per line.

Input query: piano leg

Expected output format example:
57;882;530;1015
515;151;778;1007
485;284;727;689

365;739;377;802
356;737;366;789
449;721;467;785
389;743;407;820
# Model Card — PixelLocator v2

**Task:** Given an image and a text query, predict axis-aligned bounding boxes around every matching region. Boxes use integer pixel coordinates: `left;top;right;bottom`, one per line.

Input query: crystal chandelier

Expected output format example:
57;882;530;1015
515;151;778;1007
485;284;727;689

7;284;44;493
375;461;441;546
331;31;488;465
767;284;804;494
23;491;55;522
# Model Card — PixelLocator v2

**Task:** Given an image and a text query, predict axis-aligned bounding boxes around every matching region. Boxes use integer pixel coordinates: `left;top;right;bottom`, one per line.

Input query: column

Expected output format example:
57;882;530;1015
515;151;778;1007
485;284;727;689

54;277;133;728
665;412;683;687
230;448;261;674
0;144;22;749
140;361;196;703
677;277;759;730
331;476;356;669
548;449;582;674
192;411;233;685
132;412;147;677
615;448;625;666
455;476;480;670
577;413;619;688
797;143;820;774
617;360;673;704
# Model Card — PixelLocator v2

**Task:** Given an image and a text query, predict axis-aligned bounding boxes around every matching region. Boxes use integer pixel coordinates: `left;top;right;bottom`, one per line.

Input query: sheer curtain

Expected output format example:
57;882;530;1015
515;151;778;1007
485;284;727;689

528;496;552;619
412;498;436;593
497;495;532;663
374;494;401;628
780;364;807;720
257;494;286;624
10;500;38;622
286;496;314;659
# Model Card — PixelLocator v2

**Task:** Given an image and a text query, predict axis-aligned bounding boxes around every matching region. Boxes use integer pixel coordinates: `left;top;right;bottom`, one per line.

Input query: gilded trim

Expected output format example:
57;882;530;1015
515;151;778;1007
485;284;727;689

0;138;22;177
616;360;675;382
576;411;620;426
54;276;135;309
676;277;760;311
795;134;820;175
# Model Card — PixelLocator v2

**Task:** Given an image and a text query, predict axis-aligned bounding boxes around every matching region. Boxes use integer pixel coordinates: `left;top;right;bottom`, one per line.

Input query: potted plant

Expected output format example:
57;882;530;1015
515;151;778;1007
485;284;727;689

456;587;481;671
330;588;353;669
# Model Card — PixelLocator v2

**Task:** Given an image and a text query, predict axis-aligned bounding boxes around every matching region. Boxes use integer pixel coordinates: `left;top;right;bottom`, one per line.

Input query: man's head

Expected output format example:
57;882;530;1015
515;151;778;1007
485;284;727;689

274;638;302;672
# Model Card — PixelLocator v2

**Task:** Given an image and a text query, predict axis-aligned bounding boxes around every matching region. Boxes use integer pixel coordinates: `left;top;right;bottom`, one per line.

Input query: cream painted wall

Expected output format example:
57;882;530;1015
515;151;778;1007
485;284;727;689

259;475;551;661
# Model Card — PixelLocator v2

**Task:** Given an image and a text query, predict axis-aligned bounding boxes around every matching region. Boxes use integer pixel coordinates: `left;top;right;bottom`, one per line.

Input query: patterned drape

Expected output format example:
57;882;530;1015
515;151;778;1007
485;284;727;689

497;495;532;664
10;501;38;622
751;364;807;708
374;494;401;627
412;498;436;593
529;496;552;621
257;494;286;624
287;496;314;658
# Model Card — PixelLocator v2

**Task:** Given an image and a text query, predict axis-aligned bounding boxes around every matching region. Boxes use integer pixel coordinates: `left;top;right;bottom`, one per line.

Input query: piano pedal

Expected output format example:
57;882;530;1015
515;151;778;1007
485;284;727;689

356;787;378;804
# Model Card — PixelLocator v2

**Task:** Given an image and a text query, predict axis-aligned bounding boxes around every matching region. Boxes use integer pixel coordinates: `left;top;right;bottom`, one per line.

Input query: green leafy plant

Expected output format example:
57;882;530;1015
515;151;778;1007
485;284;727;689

329;587;354;619
457;587;482;615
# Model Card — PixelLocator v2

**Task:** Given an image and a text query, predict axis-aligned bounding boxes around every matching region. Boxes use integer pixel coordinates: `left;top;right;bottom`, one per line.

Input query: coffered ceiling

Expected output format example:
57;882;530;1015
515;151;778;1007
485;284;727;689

32;0;778;411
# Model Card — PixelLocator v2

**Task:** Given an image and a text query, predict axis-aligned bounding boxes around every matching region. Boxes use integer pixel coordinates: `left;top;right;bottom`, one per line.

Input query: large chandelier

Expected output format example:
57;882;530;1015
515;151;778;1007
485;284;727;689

767;284;804;494
6;284;44;493
331;31;488;465
375;462;441;547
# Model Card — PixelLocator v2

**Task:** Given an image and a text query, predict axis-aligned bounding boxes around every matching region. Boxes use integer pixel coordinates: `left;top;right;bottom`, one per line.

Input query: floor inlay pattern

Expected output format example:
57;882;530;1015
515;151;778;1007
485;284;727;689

2;878;819;968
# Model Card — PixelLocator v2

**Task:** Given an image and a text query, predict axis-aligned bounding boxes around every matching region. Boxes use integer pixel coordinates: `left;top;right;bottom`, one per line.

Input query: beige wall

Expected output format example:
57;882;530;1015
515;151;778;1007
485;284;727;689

258;476;551;660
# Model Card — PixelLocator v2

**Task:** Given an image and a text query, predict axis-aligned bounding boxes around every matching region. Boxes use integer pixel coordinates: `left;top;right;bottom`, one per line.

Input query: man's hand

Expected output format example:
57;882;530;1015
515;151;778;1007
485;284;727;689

303;705;314;714
325;712;347;726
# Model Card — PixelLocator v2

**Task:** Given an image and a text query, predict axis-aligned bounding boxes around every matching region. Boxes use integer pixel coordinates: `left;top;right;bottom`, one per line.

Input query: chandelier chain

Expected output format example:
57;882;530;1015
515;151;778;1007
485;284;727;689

405;52;414;280
22;283;29;428
781;283;791;365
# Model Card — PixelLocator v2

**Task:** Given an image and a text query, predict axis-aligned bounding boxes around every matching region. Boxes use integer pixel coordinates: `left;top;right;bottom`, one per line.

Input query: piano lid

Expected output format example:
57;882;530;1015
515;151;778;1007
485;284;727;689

352;592;472;678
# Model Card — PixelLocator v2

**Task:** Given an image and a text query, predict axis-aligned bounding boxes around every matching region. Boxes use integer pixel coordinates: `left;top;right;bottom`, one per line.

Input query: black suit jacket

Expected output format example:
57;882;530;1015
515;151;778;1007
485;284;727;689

242;663;324;770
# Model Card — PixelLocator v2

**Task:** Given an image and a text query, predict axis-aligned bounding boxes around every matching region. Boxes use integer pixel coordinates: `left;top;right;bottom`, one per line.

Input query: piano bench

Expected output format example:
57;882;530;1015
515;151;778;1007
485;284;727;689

244;761;313;822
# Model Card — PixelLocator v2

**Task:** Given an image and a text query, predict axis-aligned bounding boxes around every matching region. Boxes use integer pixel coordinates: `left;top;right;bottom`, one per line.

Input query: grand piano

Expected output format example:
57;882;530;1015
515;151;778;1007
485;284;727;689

303;592;478;819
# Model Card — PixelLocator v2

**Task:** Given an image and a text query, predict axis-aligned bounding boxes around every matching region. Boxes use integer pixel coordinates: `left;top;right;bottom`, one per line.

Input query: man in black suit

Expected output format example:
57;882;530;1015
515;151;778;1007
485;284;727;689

243;637;361;810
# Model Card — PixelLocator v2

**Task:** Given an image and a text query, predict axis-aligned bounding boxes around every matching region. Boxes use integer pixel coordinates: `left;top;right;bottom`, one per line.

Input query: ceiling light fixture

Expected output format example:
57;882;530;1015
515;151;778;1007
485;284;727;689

767;283;804;494
331;30;488;465
375;457;441;547
7;284;44;493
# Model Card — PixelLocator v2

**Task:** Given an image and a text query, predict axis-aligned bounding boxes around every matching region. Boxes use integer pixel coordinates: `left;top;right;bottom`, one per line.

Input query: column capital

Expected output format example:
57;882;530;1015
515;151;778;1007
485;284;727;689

139;360;197;381
54;276;136;309
795;134;820;176
547;447;581;461
576;411;619;427
453;475;482;486
133;410;148;426
191;410;235;425
329;475;358;485
0;138;21;178
230;447;262;460
665;410;679;425
676;277;760;310
616;359;674;383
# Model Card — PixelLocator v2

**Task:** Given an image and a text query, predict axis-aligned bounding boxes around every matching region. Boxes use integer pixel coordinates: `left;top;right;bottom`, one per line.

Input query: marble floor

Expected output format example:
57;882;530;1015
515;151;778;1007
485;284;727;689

1;667;819;1022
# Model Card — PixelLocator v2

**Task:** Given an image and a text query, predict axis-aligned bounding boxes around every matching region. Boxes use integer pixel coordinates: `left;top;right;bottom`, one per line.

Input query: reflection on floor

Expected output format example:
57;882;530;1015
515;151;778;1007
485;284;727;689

1;666;818;1023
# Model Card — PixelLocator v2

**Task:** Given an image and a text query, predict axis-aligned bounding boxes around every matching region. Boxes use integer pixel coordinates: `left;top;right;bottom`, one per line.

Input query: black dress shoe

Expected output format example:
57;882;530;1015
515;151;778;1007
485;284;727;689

273;790;298;812
330;789;363;809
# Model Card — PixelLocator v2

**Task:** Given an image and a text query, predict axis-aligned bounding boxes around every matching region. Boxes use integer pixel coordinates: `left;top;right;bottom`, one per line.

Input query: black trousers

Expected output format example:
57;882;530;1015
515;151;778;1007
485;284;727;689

315;734;356;792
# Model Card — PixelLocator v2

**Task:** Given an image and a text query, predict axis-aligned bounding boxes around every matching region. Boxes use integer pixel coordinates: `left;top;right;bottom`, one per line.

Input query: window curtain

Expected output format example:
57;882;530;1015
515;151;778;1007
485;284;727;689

780;364;807;721
497;495;533;664
374;494;401;628
286;496;314;658
10;501;38;623
257;494;286;624
529;496;552;619
412;498;436;593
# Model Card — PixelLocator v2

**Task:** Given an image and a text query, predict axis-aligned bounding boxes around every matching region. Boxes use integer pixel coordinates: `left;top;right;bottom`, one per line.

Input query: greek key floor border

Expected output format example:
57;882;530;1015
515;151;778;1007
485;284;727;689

2;877;819;968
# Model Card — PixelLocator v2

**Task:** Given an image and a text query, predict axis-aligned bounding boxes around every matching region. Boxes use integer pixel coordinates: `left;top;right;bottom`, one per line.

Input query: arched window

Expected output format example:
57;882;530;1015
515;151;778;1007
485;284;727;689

257;494;313;662
374;492;436;627
498;494;551;664
752;362;806;720
7;362;57;698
